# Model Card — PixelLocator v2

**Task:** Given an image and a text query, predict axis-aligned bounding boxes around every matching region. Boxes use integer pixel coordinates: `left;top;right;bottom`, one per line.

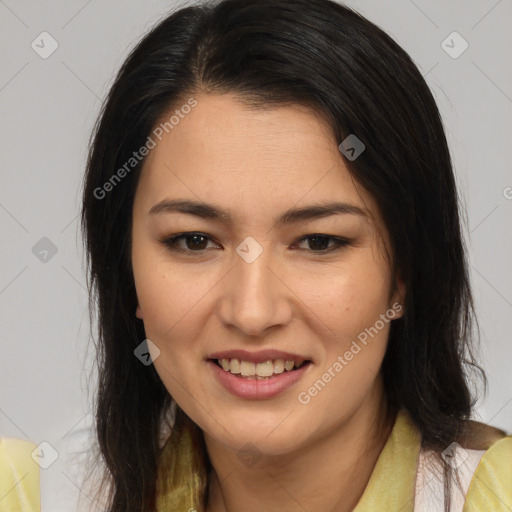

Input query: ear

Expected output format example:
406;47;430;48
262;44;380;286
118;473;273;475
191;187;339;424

390;274;406;319
136;302;143;319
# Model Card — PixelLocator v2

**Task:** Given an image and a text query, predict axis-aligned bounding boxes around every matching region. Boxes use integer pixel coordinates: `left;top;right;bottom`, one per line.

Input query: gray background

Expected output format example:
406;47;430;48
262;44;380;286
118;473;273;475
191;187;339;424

0;1;511;510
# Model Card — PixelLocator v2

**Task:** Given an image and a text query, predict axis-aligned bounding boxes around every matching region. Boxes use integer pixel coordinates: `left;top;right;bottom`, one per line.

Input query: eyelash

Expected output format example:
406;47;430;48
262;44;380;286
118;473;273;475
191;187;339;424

160;232;350;255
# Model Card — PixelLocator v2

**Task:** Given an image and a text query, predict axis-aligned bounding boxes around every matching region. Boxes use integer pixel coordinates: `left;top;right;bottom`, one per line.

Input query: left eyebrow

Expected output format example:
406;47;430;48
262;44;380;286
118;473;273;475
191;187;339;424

148;198;368;227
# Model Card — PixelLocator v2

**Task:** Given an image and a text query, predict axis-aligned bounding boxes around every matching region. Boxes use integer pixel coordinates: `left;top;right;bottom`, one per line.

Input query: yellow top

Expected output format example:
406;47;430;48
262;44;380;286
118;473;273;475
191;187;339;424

2;410;510;511
351;409;512;511
155;408;512;511
0;438;40;512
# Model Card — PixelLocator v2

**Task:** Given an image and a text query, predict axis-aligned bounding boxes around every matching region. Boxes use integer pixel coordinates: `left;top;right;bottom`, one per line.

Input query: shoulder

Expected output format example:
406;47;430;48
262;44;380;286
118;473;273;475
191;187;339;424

460;422;512;511
459;419;509;450
0;437;41;512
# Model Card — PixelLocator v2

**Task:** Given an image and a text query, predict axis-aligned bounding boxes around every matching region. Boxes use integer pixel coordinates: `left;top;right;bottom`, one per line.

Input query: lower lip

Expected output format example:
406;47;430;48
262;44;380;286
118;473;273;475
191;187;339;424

207;360;312;399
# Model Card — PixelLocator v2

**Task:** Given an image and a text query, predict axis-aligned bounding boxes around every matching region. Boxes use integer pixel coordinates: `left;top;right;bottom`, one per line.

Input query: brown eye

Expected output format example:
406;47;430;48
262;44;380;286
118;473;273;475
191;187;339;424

162;232;219;253
160;232;350;256
295;234;350;253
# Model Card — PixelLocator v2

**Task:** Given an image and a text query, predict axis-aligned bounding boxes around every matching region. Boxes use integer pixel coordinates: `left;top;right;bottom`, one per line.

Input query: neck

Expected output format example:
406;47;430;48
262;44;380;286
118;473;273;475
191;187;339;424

204;376;395;512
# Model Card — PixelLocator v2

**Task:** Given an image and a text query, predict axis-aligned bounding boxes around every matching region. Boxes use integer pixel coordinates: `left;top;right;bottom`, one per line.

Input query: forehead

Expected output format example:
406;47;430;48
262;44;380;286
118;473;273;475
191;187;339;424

134;93;379;228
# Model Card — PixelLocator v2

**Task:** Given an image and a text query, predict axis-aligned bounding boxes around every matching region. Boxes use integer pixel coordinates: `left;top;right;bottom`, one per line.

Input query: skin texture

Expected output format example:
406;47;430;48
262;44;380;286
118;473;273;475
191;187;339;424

132;93;406;512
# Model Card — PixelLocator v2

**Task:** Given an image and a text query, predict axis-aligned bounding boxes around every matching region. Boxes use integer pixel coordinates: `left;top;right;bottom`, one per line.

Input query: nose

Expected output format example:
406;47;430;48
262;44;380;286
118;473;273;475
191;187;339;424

217;244;293;337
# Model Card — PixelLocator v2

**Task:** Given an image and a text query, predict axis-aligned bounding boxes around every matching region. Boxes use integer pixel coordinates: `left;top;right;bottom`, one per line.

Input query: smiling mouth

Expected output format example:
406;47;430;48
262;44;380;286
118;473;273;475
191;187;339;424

210;358;312;380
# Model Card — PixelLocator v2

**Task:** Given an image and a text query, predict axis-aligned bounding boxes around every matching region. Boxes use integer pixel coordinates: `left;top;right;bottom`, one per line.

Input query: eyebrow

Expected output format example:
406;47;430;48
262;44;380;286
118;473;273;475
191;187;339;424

149;198;368;227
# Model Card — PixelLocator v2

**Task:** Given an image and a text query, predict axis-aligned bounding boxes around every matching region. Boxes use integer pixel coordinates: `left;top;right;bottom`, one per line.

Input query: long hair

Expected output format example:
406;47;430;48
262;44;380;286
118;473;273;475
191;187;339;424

80;0;485;510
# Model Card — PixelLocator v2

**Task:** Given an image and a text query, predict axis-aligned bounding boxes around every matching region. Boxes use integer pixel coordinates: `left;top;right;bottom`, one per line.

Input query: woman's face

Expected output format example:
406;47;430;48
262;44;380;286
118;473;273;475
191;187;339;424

131;93;405;456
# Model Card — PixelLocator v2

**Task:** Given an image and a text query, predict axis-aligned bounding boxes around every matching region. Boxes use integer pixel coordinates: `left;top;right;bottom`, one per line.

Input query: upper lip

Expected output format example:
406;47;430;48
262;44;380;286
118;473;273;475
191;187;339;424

208;349;311;365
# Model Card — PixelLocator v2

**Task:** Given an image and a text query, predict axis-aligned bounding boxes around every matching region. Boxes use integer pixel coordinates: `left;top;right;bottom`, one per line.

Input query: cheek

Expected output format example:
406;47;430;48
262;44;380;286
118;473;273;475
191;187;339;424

132;250;215;337
298;274;391;421
296;256;392;336
133;264;208;397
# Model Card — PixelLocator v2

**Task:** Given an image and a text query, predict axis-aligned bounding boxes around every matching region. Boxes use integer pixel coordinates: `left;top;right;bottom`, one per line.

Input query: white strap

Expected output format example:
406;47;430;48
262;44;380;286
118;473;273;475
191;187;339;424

414;443;485;511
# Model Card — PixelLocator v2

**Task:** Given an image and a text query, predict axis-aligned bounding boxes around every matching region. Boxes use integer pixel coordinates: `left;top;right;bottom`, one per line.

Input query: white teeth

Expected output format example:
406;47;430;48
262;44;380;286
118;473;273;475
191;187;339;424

284;360;295;371
273;359;285;374
217;358;305;377
240;361;256;376
229;359;241;374
255;360;274;377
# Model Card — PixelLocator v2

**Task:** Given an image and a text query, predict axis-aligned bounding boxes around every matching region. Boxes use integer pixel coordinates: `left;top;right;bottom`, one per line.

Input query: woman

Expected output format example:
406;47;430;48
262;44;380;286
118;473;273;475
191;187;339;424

77;0;511;511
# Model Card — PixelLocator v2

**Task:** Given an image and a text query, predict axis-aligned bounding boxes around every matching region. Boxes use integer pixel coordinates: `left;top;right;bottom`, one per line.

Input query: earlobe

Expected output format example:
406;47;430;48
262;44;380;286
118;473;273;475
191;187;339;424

390;275;406;318
136;304;143;319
